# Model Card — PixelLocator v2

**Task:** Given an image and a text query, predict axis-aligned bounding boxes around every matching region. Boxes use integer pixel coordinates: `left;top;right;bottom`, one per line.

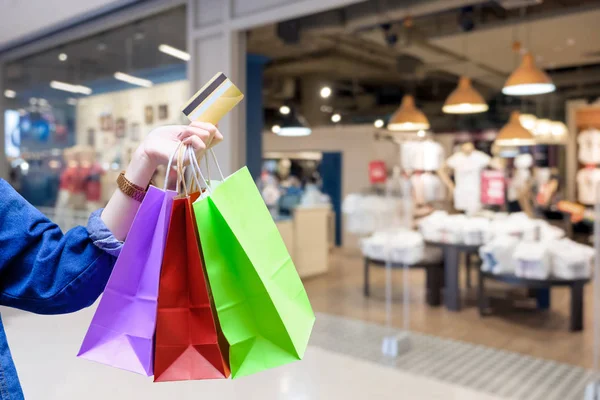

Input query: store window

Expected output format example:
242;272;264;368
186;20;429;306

2;6;187;214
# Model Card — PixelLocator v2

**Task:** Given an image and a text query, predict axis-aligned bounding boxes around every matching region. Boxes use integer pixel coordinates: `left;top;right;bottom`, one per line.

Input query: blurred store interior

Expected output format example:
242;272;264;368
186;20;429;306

3;0;600;398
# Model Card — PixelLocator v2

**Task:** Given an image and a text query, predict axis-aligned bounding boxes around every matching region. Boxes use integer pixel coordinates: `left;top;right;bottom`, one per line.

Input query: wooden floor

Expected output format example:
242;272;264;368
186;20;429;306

304;249;596;369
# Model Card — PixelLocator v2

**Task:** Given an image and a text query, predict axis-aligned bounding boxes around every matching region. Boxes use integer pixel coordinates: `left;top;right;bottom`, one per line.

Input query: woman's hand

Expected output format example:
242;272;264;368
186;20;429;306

101;122;223;241
140;122;223;170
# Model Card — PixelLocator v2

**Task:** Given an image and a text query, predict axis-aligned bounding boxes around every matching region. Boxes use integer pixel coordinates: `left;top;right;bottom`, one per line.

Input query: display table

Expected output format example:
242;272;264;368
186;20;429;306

477;271;590;331
425;241;481;311
363;256;444;306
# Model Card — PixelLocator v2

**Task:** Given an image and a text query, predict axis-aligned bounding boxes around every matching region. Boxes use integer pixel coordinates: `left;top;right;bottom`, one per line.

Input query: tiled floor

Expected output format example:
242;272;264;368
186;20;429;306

2;306;504;400
305;249;596;368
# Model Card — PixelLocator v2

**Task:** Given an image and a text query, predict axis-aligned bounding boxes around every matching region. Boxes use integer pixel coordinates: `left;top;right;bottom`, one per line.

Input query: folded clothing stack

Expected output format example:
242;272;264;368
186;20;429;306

361;229;425;265
462;217;490;245
549;238;595;280
479;235;520;275
514;241;551;280
418;211;467;244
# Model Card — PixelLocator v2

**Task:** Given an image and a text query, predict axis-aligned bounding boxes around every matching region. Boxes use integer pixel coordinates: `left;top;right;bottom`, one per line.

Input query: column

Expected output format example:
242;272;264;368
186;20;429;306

187;0;246;175
246;54;268;180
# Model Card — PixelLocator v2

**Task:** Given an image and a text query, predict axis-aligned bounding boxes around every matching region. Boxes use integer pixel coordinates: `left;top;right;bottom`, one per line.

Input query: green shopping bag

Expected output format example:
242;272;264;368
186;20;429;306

191;151;315;379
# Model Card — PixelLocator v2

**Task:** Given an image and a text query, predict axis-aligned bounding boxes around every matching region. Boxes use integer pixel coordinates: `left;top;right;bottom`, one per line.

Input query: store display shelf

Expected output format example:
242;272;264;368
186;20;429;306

480;271;590;288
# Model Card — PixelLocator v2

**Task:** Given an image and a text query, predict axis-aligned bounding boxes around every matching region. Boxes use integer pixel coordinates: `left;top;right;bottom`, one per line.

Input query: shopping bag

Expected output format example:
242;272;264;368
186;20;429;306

78;172;177;376
153;146;230;382
192;151;315;379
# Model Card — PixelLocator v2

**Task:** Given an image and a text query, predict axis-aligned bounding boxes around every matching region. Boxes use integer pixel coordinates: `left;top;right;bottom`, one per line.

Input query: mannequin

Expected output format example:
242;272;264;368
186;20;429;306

79;146;104;212
439;141;491;214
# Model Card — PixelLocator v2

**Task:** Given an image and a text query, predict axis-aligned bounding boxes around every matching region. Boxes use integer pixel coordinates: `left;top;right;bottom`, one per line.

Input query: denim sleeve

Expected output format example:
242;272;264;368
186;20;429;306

0;179;120;315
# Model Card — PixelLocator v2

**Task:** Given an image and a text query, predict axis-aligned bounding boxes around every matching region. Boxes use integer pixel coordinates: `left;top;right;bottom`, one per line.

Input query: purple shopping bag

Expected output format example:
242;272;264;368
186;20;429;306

77;185;177;375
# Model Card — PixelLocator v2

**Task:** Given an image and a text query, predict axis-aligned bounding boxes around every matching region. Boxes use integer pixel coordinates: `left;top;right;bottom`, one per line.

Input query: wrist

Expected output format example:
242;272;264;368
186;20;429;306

124;148;156;189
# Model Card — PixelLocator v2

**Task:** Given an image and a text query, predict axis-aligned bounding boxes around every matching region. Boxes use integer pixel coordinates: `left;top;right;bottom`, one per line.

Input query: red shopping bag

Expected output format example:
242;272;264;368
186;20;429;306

153;191;230;382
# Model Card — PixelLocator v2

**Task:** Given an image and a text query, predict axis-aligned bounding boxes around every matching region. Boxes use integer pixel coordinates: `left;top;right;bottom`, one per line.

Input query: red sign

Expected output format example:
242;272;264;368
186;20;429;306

369;161;387;184
481;170;505;205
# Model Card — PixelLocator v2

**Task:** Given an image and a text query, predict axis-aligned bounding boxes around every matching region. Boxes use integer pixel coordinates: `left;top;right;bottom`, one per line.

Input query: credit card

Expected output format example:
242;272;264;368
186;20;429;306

181;72;244;124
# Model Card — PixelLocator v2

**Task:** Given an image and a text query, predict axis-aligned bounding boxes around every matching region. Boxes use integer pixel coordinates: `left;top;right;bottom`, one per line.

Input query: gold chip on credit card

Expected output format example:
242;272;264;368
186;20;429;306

181;72;244;124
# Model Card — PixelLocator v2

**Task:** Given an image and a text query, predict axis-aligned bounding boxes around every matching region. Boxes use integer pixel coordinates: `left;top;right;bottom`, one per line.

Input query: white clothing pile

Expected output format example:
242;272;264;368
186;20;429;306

514;241;551;280
361;229;425;265
479;235;520;275
446;150;491;213
462;217;490;245
400;140;445;171
342;194;402;236
548;238;595;280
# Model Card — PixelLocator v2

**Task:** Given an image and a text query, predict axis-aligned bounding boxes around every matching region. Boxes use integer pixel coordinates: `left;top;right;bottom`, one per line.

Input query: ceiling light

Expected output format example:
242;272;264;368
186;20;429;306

535;118;553;137
114;72;153;88
271;125;281;134
158;44;190;61
417;130;426;138
320;86;332;98
58;53;68;61
519;113;537;131
374;119;384;128
320;105;333;113
331;113;341;123
50;80;92;95
279;105;291;115
442;76;488;114
388;95;430;131
67;98;78;106
495;111;536;146
277;113;312;137
4;89;16;98
550;121;567;139
502;52;556;96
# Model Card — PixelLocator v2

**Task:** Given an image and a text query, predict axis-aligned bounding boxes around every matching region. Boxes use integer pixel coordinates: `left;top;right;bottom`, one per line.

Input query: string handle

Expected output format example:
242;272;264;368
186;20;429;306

163;141;184;191
188;146;212;195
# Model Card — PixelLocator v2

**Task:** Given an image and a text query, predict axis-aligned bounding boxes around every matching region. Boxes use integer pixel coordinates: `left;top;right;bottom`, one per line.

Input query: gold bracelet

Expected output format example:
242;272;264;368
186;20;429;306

117;171;147;202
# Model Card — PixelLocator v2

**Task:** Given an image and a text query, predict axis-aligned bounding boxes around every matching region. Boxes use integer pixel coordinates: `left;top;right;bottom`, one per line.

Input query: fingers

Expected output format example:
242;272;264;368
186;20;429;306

179;126;211;150
182;135;207;153
188;122;223;148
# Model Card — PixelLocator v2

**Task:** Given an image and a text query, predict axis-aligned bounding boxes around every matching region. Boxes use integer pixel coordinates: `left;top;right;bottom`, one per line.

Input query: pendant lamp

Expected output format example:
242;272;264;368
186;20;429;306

388;95;430;131
276;112;312;137
550;121;567;140
502;52;556;96
519;113;537;132
495;111;536;146
442;77;488;114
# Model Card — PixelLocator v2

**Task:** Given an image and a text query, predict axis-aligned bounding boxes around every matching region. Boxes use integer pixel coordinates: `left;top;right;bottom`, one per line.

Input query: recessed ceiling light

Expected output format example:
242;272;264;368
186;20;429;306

320;105;333;113
417;130;426;137
58;53;68;61
374;119;384;128
331;113;341;123
320;86;332;98
4;89;16;98
50;80;92;95
158;44;190;61
271;125;281;134
114;72;153;88
279;105;291;115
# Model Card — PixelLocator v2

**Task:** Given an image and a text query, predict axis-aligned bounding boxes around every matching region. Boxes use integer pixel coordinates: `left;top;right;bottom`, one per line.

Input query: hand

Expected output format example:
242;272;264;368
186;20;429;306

140;122;223;169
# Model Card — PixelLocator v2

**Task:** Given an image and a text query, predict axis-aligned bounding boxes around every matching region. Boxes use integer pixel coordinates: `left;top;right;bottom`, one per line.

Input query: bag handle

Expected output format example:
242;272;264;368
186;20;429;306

163;141;184;191
203;148;225;182
188;147;212;195
185;146;202;193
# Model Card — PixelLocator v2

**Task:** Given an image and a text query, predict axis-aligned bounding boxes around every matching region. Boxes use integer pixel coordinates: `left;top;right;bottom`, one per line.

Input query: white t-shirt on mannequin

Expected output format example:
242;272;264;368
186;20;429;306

446;150;491;212
400;140;444;171
578;129;600;165
577;168;600;205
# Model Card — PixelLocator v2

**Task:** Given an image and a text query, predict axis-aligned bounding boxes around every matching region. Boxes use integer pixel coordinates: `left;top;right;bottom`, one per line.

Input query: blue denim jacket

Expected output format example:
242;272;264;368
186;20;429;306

0;179;122;399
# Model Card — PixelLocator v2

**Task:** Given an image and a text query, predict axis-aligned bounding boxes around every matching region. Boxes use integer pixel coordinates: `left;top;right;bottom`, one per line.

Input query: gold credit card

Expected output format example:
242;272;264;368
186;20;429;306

181;72;244;124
